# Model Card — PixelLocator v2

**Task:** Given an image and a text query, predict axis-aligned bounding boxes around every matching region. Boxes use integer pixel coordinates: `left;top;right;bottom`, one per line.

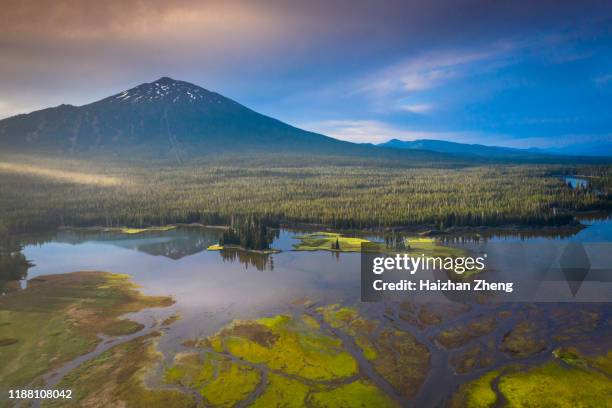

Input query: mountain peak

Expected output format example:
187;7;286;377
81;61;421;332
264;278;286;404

156;76;177;83
108;77;220;105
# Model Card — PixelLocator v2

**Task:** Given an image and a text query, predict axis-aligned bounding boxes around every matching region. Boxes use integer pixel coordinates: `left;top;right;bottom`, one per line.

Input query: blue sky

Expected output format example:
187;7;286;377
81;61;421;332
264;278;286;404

1;0;611;151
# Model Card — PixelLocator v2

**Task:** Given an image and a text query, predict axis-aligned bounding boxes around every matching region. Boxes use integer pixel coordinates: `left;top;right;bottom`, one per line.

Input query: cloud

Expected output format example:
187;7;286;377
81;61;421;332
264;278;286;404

594;73;612;86
399;103;434;114
344;43;526;117
355;46;514;98
302;120;409;143
299;119;487;144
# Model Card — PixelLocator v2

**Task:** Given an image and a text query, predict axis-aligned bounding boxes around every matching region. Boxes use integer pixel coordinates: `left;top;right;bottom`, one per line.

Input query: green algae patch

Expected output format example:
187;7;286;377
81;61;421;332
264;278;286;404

500;320;547;357
404;237;466;259
169;312;403;407
498;360;612;407
43;333;194;408
316;304;360;329
452;349;612;408
251;373;310;408
206;314;358;381
164;352;215;388
179;309;432;404
316;304;429;399
590;351;612;375
316;304;379;361
200;355;261;407
308;380;398;407
118;226;176;234
293;232;372;252
435;315;497;349
0;272;173;403
450;370;500;408
73;225;178;235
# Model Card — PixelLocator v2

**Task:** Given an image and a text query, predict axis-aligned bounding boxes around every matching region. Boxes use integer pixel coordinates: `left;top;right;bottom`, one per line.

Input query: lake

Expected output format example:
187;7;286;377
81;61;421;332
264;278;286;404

11;215;612;405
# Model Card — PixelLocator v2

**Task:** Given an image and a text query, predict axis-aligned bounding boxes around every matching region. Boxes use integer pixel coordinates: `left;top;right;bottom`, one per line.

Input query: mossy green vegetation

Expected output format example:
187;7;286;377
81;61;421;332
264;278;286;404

449;342;495;374
70;225;177;235
165;311;404;407
208;244;280;254
43;333;195;408
250;373;310;407
500;320;547;357
316;304;430;399
450;370;500;408
404;237;465;259
397;301;472;328
498;360;612;407
0;272;173;406
205;314;358;381
118;226;176;234
292;232;466;263
308;380;397;407
293;232;371;252
166;351;261;407
316;304;380;360
451;349;612;407
435;315;498;349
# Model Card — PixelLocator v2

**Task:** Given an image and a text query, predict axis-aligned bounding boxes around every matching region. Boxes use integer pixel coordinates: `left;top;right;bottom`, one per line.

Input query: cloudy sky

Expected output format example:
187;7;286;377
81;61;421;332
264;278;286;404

1;0;611;149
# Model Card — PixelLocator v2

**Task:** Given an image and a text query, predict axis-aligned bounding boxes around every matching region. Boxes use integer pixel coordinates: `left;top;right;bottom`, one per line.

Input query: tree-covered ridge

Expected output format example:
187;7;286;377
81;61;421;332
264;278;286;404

0;155;610;235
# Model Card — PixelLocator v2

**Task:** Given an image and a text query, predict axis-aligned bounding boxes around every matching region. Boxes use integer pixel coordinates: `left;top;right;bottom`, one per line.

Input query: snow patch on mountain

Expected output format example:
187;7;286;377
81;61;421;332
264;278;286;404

111;77;222;104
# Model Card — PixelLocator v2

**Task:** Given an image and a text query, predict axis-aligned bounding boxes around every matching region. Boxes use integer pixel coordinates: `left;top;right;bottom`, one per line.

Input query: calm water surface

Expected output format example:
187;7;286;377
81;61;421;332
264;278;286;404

19;216;612;353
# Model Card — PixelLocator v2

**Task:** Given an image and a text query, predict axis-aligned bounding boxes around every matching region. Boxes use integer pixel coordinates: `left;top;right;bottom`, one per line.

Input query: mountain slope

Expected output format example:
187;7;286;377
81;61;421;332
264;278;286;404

0;78;450;162
0;77;327;154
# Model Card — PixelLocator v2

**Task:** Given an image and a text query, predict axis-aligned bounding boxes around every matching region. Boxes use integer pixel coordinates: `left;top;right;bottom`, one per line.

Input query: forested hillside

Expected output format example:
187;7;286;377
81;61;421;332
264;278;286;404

1;154;609;234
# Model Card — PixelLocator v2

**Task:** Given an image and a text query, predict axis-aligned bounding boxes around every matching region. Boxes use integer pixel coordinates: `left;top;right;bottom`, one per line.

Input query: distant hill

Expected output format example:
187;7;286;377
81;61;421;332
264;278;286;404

378;139;555;159
527;144;612;157
0;77;451;162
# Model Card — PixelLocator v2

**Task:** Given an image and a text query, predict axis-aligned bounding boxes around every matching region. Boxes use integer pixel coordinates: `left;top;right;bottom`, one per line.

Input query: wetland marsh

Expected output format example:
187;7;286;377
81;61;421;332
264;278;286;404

1;218;610;407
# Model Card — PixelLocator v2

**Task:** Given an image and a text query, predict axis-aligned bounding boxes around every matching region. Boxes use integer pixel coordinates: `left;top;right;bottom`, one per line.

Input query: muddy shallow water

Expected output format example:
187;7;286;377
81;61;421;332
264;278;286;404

15;216;612;405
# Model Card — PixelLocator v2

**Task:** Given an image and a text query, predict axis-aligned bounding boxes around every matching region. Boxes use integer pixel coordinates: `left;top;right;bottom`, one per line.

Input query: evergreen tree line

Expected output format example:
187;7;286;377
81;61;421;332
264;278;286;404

219;215;279;250
0;156;610;236
0;222;30;283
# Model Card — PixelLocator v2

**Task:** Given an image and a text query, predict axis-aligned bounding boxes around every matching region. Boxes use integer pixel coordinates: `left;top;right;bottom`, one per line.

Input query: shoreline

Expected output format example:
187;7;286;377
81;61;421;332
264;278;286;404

9;208;610;246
